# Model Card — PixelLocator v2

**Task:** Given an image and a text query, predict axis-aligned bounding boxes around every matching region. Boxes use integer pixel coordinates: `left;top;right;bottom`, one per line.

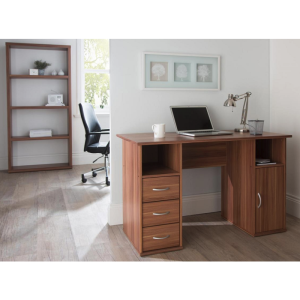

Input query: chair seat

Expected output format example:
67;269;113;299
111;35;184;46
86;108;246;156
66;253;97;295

87;142;109;154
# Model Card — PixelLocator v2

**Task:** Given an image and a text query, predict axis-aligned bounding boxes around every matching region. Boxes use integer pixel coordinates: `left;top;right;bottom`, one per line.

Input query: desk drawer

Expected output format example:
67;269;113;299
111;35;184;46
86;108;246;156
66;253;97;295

143;223;180;252
143;176;179;202
143;199;179;227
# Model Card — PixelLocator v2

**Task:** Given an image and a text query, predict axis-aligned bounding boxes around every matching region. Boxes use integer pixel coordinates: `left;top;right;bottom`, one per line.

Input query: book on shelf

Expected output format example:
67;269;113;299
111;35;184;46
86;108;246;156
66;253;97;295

255;158;277;166
256;162;277;166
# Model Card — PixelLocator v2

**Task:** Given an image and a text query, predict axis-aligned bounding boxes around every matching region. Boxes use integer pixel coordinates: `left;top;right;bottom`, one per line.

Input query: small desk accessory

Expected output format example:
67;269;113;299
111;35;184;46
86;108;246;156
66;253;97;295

248;120;264;135
152;124;165;138
224;92;252;133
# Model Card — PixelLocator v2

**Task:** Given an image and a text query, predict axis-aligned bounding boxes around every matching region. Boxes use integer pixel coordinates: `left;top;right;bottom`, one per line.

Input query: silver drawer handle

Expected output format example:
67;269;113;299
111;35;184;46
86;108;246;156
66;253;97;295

153;187;170;191
153;235;170;240
153;211;170;216
258;192;262;209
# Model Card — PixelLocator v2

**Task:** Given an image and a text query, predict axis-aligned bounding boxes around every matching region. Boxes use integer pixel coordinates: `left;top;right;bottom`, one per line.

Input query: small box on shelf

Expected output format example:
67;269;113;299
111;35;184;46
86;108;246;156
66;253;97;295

29;69;38;75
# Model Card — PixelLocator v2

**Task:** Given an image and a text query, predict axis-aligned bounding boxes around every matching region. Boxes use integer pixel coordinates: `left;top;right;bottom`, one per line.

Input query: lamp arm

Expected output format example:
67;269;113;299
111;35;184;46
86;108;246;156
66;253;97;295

240;96;249;127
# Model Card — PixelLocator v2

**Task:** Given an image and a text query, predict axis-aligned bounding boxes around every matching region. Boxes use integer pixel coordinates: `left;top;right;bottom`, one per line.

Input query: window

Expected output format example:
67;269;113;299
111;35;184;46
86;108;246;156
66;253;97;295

78;39;110;114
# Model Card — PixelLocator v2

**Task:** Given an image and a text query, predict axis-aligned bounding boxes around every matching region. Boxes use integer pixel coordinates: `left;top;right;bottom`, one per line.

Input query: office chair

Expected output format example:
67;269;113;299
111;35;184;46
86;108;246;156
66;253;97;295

79;103;110;186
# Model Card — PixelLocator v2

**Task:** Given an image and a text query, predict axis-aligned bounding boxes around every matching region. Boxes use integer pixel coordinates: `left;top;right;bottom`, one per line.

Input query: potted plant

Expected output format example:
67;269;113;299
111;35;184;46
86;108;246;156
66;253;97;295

34;60;51;75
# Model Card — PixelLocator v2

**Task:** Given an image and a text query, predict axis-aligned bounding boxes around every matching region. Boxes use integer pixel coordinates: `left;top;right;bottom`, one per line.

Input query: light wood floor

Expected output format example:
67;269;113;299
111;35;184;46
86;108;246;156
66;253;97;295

1;165;300;261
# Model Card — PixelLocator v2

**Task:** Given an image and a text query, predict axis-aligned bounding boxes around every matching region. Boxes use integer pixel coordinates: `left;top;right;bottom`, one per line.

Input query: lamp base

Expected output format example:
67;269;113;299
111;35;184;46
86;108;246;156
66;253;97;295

234;128;250;133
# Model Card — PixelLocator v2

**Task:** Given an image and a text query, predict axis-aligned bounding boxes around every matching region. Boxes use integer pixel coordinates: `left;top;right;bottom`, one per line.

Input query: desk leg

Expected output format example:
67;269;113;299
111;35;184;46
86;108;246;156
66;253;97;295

122;140;142;254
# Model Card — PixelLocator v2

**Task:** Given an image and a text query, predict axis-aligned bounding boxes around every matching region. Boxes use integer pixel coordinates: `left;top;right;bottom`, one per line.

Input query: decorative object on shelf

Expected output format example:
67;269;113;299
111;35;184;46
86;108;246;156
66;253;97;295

142;52;220;90
47;93;64;106
29;129;52;138
248;119;264;135
223;92;252;133
29;69;38;75
51;70;58;76
34;60;51;75
152;123;165;138
58;69;64;76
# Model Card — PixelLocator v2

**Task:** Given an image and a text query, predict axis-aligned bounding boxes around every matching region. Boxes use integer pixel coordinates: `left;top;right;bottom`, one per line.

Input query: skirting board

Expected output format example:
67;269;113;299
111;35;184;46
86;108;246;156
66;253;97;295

286;194;300;219
108;192;221;226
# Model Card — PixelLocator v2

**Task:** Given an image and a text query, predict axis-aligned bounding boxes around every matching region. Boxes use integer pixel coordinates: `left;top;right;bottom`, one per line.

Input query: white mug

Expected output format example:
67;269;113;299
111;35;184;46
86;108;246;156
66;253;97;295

152;124;165;138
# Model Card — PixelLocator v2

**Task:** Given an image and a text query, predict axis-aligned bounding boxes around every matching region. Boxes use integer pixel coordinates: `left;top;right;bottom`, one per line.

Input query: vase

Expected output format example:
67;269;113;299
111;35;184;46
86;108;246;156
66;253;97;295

52;70;57;76
58;69;64;76
38;69;45;75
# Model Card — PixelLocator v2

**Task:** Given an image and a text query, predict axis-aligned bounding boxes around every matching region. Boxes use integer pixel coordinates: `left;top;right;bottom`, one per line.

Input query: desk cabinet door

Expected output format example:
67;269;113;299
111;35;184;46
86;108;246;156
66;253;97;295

255;167;285;233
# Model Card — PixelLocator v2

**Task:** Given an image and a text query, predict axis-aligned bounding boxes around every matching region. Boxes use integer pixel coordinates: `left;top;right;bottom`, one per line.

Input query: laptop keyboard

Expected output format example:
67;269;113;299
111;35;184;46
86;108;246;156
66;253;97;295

186;130;219;133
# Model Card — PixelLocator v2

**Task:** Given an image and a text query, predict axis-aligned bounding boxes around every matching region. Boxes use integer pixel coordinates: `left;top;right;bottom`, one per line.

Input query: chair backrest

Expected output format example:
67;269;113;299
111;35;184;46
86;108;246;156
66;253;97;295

79;103;102;151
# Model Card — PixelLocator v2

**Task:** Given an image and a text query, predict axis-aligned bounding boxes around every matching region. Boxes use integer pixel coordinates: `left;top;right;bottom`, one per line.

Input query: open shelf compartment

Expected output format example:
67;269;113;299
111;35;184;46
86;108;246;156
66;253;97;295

255;138;286;168
142;144;181;177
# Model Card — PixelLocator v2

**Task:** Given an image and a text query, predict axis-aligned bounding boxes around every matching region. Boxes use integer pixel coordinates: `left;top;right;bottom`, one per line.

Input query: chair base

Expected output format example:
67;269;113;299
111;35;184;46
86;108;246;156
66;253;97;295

81;154;110;185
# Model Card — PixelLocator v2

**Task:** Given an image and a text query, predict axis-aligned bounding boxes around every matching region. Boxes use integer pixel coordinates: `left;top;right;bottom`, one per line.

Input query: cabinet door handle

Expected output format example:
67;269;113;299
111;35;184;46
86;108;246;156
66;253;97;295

152;187;170;191
258;192;262;209
153;211;170;216
153;235;170;240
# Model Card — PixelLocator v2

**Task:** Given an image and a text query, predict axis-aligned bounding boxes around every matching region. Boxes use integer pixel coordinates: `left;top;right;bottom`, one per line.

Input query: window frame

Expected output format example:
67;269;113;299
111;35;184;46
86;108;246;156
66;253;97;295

76;39;110;116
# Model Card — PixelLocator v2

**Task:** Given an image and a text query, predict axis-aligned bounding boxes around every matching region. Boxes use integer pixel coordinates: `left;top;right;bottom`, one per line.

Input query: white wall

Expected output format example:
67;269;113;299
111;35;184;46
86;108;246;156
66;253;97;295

0;39;110;169
270;40;300;218
109;39;270;223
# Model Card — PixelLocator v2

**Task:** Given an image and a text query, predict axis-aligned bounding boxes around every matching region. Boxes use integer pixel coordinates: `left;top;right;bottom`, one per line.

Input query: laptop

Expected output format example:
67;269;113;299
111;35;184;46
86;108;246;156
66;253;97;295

170;106;233;137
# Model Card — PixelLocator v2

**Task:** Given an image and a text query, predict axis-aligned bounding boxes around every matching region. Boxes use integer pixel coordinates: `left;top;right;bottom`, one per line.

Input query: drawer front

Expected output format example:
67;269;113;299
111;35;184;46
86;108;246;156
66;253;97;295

142;176;179;202
143;199;179;227
143;223;180;252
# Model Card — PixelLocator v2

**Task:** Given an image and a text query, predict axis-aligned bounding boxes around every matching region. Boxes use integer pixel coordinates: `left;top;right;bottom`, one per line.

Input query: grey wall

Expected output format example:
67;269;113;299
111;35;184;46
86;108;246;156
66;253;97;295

270;40;300;218
110;39;270;205
0;39;109;169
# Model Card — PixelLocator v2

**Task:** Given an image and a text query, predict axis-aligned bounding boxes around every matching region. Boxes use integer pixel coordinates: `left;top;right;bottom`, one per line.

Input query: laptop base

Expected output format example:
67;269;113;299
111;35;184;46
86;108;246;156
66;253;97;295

179;131;233;137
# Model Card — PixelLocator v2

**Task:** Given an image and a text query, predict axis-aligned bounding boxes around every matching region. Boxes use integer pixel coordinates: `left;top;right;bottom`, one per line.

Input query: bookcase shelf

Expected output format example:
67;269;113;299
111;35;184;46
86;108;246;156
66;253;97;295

10;163;71;173
11;106;69;109
9;75;69;79
6;42;72;173
11;135;69;141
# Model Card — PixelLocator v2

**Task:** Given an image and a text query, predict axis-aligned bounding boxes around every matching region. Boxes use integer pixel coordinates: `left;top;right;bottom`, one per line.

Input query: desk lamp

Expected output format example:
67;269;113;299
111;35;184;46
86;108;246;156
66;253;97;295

224;92;252;133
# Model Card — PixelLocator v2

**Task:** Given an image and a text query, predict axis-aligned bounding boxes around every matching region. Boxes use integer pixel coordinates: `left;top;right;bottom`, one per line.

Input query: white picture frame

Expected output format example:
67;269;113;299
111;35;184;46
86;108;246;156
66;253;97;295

142;52;220;91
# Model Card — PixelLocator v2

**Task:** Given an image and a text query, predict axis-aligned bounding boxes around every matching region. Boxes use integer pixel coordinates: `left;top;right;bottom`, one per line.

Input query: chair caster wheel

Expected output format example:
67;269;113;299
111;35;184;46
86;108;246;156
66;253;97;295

106;179;110;186
92;171;97;178
81;175;87;183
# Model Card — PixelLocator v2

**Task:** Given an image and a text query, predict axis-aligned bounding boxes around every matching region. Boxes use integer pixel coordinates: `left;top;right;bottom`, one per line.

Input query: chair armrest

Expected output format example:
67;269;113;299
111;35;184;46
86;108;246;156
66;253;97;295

87;130;110;135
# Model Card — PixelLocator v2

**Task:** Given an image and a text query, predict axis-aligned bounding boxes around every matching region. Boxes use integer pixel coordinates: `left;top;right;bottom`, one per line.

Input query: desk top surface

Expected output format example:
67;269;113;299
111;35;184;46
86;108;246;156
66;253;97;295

117;131;292;145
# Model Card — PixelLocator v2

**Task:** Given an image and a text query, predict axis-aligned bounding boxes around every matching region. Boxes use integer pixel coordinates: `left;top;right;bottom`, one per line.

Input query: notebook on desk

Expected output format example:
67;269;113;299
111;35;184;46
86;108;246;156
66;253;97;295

170;106;233;137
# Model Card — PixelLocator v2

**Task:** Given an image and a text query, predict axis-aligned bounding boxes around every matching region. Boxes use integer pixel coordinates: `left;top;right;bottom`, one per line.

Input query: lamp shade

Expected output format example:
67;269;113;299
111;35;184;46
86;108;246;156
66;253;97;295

223;94;236;107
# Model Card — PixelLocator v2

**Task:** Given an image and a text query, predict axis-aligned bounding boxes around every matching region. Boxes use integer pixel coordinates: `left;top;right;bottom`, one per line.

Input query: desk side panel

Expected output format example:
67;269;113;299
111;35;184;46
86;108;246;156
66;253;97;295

222;140;256;235
123;140;142;253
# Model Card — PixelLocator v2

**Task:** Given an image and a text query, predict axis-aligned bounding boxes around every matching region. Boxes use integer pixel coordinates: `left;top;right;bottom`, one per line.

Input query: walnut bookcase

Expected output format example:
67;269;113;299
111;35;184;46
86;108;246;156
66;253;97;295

6;42;72;173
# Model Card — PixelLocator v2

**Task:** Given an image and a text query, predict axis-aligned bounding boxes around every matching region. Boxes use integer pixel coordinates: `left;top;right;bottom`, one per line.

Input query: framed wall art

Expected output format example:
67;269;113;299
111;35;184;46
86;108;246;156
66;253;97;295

142;52;220;90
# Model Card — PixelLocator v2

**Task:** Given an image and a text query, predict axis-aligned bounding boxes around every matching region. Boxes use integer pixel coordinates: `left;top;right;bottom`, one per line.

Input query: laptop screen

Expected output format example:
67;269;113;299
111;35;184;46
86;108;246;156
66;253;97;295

171;106;213;131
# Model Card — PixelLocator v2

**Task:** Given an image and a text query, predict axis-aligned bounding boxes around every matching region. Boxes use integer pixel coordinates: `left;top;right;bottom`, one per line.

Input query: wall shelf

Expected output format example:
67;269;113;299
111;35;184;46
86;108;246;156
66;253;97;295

6;42;72;172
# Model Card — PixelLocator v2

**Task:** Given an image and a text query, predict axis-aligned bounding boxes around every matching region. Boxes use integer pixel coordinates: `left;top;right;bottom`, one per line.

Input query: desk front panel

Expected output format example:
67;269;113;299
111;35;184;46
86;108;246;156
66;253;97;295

182;142;227;169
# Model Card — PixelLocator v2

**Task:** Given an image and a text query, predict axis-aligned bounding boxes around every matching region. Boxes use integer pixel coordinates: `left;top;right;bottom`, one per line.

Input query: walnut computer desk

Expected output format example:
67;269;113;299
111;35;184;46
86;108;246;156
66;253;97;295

117;131;292;256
